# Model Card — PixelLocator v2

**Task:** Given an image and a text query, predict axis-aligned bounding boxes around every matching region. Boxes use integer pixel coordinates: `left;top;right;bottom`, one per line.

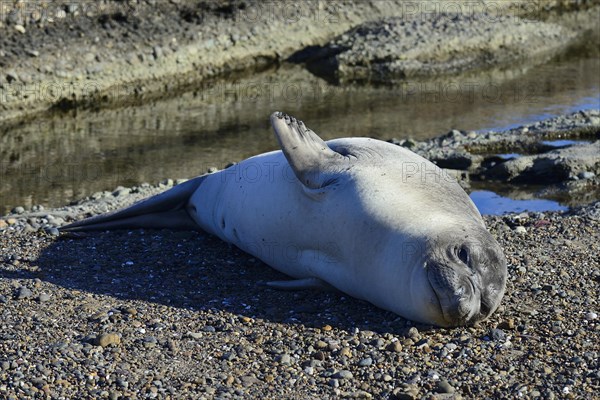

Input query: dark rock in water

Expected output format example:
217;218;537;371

431;152;481;170
287;44;344;64
486;141;599;184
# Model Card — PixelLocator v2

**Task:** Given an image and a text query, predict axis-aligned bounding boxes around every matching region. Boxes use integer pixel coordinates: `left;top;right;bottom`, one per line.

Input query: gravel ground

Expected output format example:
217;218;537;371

1;113;599;399
0;198;598;399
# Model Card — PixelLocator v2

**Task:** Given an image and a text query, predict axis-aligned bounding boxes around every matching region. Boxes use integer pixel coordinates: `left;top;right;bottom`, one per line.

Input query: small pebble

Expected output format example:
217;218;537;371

585;312;597;320
37;293;51;302
278;354;291;365
514;226;527;234
339;347;352;358
16;286;33;299
498;319;515;330
436;380;455;393
333;370;353;379
358;357;372;367
578;171;595;179
386;341;403;352
490;328;507;342
45;227;60;236
95;333;121;347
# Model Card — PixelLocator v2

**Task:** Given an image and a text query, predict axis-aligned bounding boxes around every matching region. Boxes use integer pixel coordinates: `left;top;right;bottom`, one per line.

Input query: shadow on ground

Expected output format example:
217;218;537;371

32;229;424;335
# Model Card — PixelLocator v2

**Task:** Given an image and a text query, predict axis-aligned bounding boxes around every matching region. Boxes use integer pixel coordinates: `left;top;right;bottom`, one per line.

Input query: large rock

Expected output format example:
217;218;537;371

304;13;576;83
486;141;600;183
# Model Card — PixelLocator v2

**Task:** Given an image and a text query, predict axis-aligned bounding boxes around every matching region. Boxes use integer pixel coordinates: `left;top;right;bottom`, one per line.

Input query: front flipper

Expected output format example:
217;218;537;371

266;277;336;292
270;112;351;189
60;175;206;232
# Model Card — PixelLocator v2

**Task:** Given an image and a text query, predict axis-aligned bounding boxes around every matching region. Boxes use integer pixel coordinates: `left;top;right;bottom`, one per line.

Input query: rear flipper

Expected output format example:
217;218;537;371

60;175;206;232
266;277;337;292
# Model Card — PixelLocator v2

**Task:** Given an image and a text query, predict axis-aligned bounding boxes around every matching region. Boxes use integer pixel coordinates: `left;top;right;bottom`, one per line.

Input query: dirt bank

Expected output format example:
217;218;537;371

1;0;598;124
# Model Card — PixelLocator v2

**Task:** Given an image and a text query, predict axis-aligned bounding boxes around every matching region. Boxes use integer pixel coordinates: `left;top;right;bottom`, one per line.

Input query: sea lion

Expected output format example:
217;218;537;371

62;112;507;327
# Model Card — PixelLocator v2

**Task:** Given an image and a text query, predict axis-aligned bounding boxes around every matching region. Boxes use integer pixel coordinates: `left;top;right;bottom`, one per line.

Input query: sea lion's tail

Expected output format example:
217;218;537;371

60;175;206;232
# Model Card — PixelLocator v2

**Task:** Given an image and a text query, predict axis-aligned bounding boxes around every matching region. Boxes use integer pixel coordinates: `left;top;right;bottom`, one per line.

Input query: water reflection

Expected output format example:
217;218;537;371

541;139;591;148
1;52;599;215
470;190;569;215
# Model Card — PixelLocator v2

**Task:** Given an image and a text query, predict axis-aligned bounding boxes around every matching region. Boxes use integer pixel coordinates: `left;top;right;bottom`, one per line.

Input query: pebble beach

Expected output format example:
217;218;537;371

0;202;598;399
1;114;599;399
1;1;599;399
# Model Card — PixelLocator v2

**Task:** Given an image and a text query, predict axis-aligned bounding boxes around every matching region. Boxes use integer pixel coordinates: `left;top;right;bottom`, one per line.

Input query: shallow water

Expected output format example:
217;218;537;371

1;50;599;216
470;191;569;215
541;139;591;147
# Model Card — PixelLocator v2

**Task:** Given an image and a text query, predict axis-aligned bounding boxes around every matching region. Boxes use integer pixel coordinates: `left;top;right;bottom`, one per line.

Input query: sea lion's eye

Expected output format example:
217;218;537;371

457;247;469;265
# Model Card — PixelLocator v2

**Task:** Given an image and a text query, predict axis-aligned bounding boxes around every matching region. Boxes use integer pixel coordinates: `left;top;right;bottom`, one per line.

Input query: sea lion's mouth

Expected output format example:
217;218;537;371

428;280;448;327
427;266;480;327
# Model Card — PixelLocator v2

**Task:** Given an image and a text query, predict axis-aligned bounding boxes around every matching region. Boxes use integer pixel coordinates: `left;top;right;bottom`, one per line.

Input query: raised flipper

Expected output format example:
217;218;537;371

266;277;336;292
60;175;206;232
270;112;349;189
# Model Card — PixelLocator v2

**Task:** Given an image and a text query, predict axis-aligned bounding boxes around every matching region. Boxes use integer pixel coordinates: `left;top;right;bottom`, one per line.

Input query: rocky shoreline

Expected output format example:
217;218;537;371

1;110;599;399
1;1;599;398
407;109;600;206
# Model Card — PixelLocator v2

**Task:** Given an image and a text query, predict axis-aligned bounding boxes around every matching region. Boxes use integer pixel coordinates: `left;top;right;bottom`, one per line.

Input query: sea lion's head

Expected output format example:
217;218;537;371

422;226;507;327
